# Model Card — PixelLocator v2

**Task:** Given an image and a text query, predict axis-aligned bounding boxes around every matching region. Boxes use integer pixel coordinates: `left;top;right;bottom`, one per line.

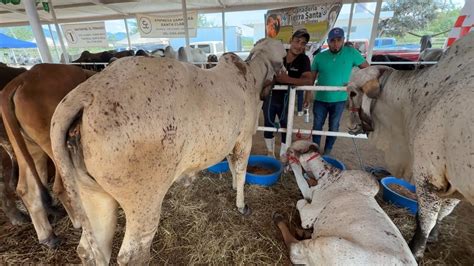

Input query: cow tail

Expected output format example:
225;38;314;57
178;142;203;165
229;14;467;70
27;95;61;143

50;91;106;262
0;79;53;210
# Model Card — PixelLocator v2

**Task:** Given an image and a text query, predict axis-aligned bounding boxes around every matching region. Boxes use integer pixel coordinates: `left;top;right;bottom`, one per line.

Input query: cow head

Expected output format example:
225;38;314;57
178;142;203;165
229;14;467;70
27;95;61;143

282;140;321;180
246;38;286;100
347;66;393;134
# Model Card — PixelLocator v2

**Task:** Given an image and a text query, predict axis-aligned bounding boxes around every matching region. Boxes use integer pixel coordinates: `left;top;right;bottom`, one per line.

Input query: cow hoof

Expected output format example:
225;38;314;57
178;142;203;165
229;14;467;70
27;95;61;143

238;204;252;216
427;224;440;243
427;231;439;243
409;240;426;262
40;234;61;249
272;212;285;225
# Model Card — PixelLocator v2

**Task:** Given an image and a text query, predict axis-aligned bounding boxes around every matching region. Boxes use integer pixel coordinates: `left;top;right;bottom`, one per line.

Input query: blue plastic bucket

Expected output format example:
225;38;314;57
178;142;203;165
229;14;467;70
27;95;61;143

207;160;229;174
245;155;283;186
381;176;418;214
322;155;346;170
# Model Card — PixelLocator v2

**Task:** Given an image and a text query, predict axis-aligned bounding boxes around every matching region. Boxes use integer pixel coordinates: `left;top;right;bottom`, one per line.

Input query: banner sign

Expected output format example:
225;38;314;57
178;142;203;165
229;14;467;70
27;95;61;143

61;22;108;48
136;11;197;38
446;0;473;47
266;3;342;43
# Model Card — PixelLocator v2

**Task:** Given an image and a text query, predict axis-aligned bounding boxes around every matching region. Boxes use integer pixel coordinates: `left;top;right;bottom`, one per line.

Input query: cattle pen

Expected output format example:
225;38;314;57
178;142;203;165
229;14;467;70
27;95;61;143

0;113;472;265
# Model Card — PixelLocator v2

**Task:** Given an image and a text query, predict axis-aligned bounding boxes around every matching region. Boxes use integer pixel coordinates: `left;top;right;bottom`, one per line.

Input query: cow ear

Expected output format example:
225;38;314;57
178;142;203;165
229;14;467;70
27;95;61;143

361;79;381;98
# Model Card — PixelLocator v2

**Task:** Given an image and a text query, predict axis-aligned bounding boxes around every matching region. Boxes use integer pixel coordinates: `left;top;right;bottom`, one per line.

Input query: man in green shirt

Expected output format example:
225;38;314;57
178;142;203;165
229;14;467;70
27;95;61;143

306;27;369;155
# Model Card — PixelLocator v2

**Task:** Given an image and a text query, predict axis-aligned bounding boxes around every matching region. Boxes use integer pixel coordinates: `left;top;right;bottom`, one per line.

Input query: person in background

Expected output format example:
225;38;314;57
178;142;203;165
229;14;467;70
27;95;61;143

305;27;369;156
263;29;314;157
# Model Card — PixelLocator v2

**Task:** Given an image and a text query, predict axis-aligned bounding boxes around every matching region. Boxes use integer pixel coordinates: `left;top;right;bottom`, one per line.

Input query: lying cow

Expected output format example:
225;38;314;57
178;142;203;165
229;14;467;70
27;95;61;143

0;63;28;225
347;32;474;260
0;64;96;247
50;38;285;264
275;140;416;265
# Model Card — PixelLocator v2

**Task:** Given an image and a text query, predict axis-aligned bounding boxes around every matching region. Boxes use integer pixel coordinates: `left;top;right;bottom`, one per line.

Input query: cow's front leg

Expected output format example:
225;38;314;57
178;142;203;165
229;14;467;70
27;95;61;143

228;140;252;215
409;175;441;261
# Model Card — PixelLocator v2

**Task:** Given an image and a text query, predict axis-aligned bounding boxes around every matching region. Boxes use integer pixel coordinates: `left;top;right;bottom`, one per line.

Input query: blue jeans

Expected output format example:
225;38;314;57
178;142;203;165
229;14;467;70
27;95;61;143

312;100;346;152
262;96;287;142
297;90;304;112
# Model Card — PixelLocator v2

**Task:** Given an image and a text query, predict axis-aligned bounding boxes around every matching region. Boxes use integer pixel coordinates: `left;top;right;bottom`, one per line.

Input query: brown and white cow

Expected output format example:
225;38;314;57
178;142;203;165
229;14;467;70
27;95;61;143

275;140;416;265
0;64;95;247
50;38;285;265
0;63;28;225
347;32;474;260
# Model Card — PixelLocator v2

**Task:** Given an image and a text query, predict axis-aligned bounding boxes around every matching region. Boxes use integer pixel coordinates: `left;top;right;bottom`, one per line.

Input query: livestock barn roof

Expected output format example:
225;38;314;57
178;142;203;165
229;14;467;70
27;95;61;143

0;0;374;27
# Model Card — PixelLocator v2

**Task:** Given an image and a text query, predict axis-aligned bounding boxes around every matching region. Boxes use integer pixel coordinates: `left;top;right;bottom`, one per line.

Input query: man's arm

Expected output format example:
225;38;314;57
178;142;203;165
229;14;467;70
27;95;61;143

303;71;318;108
358;61;369;69
275;70;313;86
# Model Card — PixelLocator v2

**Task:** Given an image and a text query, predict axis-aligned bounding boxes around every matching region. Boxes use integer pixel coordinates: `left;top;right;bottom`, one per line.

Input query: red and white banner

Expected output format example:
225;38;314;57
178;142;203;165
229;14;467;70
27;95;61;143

446;0;474;47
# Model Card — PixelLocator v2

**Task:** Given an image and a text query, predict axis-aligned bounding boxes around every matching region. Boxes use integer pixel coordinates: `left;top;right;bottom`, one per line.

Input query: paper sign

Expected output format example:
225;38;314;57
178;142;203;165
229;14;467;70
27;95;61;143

61;22;108;48
136;11;197;38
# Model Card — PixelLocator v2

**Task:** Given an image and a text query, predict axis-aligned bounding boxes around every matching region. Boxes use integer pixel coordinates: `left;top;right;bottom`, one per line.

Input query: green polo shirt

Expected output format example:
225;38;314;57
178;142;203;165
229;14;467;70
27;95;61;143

311;46;365;102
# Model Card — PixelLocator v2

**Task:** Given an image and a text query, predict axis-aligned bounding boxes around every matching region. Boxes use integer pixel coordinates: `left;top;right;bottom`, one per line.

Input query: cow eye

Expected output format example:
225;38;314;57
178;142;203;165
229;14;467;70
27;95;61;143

350;91;357;98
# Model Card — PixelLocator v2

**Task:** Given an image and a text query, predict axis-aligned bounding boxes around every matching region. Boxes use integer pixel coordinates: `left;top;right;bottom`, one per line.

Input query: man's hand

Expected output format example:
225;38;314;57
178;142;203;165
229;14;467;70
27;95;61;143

275;70;290;84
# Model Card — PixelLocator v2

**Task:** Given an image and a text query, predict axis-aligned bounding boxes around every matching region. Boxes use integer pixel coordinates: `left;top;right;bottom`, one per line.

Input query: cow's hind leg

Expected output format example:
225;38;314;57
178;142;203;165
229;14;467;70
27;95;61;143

75;179;118;265
116;190;165;265
15;143;59;248
0;149;29;225
409;176;442;261
52;170;80;228
227;139;252;215
427;198;460;243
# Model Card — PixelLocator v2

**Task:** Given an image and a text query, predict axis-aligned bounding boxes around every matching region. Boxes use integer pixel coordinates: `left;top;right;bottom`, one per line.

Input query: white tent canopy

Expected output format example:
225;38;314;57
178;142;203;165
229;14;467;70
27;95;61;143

0;0;375;27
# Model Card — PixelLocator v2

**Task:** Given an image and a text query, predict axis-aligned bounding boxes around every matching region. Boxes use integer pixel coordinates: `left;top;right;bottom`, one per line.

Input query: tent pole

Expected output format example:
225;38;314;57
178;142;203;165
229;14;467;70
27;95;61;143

347;0;355;40
222;9;226;52
49;0;69;63
181;0;190;47
124;18;132;50
10;49;19;65
367;0;382;64
24;0;52;63
47;23;60;61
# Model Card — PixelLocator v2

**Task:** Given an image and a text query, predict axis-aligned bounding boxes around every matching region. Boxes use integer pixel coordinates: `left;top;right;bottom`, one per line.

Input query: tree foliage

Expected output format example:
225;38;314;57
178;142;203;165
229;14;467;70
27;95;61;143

6;26;34;41
379;0;457;37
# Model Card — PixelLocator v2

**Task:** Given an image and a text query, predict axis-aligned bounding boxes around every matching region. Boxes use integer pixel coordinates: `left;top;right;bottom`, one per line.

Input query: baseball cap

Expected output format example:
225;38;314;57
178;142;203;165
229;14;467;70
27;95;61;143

292;29;310;42
328;27;345;41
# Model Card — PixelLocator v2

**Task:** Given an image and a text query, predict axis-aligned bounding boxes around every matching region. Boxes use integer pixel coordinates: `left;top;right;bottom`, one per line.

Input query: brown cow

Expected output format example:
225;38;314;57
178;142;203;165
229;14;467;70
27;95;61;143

0;64;95;247
73;50;135;63
0;63;28;225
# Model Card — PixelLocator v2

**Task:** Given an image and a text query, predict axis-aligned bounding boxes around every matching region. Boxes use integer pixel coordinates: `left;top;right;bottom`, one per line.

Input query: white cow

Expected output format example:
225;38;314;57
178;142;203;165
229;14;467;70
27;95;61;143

275;140;416;265
178;46;207;63
163;46;176;59
347;32;474;260
50;38;286;265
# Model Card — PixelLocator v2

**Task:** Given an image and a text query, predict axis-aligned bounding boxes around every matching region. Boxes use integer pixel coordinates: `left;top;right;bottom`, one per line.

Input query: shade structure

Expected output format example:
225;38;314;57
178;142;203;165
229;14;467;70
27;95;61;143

0;33;37;48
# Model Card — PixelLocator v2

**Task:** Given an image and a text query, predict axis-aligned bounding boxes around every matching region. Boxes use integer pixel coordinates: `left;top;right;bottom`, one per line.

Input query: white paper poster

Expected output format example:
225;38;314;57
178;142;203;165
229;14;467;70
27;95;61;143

61;22;108;48
136;11;197;38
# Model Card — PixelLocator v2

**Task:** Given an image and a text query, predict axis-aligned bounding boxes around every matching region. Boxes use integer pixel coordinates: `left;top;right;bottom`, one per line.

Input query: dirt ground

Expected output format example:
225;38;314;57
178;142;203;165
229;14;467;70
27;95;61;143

0;111;472;264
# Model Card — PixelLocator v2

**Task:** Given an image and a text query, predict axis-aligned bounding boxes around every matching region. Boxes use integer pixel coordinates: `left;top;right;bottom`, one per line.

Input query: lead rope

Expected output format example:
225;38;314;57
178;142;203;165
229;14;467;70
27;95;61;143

352;138;364;170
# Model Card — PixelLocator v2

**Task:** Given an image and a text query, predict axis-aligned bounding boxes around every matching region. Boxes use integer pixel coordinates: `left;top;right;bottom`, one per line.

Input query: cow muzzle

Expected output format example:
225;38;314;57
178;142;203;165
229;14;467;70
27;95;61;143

348;107;373;135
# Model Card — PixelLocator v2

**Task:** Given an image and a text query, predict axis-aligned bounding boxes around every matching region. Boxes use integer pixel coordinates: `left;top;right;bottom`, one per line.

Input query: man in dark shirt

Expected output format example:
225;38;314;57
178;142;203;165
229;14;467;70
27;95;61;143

263;29;314;157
